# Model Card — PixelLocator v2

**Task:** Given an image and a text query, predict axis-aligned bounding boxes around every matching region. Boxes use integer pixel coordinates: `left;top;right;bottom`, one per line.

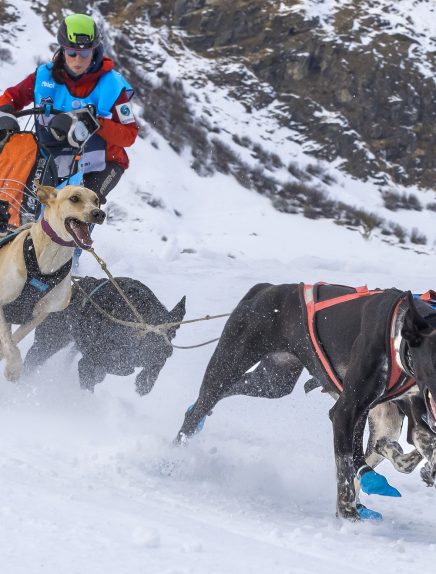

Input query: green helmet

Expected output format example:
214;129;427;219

57;14;102;49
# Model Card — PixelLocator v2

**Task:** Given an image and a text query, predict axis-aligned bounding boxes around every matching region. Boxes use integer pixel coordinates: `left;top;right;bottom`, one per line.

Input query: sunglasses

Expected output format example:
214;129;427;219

64;47;93;58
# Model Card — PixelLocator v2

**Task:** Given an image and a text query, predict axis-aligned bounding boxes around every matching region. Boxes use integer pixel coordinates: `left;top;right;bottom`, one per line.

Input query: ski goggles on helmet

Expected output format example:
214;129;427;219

63;47;93;58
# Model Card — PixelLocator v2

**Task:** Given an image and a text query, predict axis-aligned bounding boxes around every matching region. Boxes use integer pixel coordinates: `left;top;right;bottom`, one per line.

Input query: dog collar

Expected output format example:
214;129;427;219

393;310;415;378
392;299;414;378
398;338;415;378
41;218;75;247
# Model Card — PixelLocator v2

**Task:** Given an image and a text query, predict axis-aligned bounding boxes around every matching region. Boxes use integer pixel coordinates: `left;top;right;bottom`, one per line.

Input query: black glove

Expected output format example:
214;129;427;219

49;109;100;148
76;106;100;135
49;112;86;148
0;104;14;114
0;111;19;147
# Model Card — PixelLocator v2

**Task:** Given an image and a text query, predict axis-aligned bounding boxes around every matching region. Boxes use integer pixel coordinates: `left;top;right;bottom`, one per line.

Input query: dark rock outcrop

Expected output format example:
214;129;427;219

139;0;436;188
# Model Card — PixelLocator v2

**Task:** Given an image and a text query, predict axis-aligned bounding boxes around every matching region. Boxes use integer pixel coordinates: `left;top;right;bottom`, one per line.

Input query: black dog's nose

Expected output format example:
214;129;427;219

91;209;106;224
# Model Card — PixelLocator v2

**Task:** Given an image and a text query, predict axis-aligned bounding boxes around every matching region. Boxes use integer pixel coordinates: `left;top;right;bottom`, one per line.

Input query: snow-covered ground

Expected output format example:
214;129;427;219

1;2;436;573
4;136;436;573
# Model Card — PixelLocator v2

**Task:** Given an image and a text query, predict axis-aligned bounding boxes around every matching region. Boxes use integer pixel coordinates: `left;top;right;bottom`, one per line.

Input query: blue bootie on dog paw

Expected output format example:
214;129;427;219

187;404;207;434
360;470;401;497
356;503;383;521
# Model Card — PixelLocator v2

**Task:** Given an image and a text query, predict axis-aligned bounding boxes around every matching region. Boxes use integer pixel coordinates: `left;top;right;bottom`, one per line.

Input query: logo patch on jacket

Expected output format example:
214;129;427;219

115;102;135;124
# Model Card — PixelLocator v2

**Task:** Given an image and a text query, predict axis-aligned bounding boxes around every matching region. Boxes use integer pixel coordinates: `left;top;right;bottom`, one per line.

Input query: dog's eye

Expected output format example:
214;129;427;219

69;195;80;203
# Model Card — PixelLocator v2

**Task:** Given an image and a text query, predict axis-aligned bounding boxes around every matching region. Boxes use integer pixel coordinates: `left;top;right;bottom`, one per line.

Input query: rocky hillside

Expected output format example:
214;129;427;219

145;0;436;188
33;0;436;185
3;0;436;247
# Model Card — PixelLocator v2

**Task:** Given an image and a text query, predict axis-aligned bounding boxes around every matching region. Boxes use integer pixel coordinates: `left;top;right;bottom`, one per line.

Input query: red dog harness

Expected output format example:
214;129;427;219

303;283;417;401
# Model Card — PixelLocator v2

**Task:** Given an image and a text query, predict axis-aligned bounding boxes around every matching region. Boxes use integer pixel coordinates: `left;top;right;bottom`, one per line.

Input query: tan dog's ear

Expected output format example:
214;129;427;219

36;184;57;205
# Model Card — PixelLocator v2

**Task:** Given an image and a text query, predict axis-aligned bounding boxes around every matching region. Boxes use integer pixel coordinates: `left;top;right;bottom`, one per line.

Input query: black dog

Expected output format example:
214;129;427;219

175;282;436;520
24;276;186;395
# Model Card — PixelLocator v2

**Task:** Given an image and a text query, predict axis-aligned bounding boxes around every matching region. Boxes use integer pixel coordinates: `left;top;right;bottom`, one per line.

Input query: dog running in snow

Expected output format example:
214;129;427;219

0;184;105;382
175;282;436;521
23;276;186;395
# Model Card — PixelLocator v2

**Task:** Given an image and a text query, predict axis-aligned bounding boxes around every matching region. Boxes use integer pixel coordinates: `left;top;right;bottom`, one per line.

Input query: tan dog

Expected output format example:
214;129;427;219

0;184;105;382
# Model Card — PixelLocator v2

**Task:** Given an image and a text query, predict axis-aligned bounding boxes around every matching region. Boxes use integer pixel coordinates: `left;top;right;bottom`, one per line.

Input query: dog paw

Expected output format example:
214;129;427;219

336;506;361;521
420;463;436;487
359;470;401;497
186;404;208;434
173;433;189;447
356;503;383;521
135;375;155;396
4;361;22;382
79;381;95;393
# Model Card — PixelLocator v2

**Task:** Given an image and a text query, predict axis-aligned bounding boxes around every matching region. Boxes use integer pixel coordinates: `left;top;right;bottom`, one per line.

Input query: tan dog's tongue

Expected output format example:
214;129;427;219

70;220;92;248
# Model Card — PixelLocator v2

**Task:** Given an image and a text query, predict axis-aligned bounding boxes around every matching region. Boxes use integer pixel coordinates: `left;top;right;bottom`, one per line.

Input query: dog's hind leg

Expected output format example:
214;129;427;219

175;350;303;444
223;351;304;399
175;283;301;444
174;346;262;444
175;325;273;443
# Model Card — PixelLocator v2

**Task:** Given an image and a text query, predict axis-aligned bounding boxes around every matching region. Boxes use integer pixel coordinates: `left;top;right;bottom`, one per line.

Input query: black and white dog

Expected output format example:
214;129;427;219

305;380;436;489
175;282;436;521
365;396;436;487
24;276;186;395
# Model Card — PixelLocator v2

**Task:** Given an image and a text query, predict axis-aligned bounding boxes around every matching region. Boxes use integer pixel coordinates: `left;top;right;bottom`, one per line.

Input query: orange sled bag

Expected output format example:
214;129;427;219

0;132;38;228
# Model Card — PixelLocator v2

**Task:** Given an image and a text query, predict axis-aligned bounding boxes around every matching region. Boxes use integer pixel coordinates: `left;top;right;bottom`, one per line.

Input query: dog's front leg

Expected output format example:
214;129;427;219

365;402;405;469
398;395;436;487
411;425;436;487
0;307;23;382
0;313;49;379
78;355;106;392
330;396;361;520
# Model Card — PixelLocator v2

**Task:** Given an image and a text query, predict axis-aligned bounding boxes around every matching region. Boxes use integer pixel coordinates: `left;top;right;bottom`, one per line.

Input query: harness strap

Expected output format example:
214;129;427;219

3;234;72;325
0;228;22;249
418;290;436;305
311;286;381;313
384;299;416;400
80;279;110;309
303;284;417;399
303;284;383;393
24;234;72;285
388;299;407;391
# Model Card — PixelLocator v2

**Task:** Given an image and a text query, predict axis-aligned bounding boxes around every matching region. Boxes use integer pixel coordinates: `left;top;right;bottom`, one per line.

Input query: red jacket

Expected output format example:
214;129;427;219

0;57;138;170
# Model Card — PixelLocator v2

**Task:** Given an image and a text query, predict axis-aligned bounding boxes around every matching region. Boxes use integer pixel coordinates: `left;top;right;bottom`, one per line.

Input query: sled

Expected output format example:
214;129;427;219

0;105;98;231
